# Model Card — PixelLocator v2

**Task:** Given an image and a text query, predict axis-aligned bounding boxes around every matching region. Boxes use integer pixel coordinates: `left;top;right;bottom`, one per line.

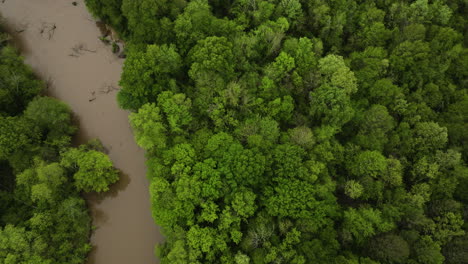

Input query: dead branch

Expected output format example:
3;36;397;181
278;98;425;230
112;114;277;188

88;91;97;102
15;21;29;34
39;22;56;40
70;43;97;57
99;83;119;94
83;47;96;53
48;23;56;40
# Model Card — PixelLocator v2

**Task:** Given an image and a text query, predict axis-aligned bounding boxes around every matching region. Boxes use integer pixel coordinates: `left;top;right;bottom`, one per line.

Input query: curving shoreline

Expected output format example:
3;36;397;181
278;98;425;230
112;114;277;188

0;0;161;263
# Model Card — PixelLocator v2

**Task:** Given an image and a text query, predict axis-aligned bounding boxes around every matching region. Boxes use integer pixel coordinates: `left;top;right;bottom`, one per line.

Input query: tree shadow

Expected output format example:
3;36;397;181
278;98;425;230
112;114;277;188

88;206;109;226
85;171;131;204
85;244;98;264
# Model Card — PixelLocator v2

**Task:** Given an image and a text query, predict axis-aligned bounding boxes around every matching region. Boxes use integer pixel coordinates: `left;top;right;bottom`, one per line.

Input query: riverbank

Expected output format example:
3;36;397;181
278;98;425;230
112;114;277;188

0;0;161;263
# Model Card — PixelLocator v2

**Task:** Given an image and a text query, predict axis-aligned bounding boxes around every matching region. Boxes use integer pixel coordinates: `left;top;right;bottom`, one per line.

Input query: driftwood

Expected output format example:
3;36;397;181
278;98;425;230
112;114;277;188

69;43;97;57
88;83;118;102
89;91;96;102
49;24;56;39
15;21;29;34
39;22;56;40
95;21;127;58
99;83;119;94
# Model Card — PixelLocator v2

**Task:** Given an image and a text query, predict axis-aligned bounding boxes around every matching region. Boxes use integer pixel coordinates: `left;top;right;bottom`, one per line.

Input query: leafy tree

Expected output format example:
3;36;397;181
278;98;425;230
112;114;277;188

0;116;35;161
412;236;445;264
118;44;182;110
348;150;387;179
355;104;395;151
367;79;404;110
412;122;448;155
231;189;256;218
367;234;410;264
174;0;240;53
344;180;364;199
309;84;354;128
0;28;116;264
83;0;468;262
383;157;403;187
121;0;186;43
129;103;168;152
390;40;432;89
24;97;76;149
61;147;119;192
350;47;389;92
157;91;192;134
342;208;395;244
442;234;468;264
318;54;357;95
85;0;126;33
188;36;235;87
0;46;43;115
288;126;315;149
236;116;280;149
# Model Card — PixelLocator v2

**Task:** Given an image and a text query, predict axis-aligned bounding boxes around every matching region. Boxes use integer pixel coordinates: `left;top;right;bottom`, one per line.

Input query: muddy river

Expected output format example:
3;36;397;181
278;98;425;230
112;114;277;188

1;0;162;263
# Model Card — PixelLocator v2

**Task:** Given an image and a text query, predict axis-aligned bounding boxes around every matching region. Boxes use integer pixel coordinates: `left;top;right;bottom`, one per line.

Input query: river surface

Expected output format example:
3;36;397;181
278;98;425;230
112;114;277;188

1;0;161;263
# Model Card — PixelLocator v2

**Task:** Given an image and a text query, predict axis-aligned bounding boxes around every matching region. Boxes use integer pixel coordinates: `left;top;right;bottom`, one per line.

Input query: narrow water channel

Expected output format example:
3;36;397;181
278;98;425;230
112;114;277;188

1;0;162;263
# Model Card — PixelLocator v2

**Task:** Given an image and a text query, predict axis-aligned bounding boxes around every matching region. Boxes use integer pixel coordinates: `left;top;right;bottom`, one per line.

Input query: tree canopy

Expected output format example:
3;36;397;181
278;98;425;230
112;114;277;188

0;27;118;263
85;0;468;263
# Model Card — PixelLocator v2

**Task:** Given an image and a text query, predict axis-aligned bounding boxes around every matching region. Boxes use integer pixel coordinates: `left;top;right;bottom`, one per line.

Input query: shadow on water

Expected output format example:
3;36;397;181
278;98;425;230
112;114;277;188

87;171;131;203
84;171;132;264
108;171;131;198
1;19;31;55
89;206;109;226
86;247;98;264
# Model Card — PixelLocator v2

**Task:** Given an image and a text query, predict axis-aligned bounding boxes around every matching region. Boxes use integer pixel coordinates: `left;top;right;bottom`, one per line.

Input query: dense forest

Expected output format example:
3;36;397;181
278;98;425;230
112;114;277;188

87;0;468;263
0;24;119;263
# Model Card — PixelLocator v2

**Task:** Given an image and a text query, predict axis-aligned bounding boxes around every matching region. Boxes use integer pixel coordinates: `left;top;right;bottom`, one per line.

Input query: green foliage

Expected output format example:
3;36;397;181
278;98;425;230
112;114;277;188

188;36;235;90
310;84;354;127
342;208;395;244
121;0;186;43
367;234;410;263
85;0;468;262
0;31;118;263
129;103;167;151
344;180;363;199
355;104;395;151
412;236;445;264
61;147;119;192
157;91;192;134
118;44;182;110
0;46;43;115
0;116;35;161
348;150;387;179
24;96;76;150
443;234;468;264
85;0;126;33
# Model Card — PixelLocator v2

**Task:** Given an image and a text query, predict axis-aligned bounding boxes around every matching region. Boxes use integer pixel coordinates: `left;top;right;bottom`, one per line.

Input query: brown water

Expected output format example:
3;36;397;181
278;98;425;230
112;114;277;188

0;0;162;263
